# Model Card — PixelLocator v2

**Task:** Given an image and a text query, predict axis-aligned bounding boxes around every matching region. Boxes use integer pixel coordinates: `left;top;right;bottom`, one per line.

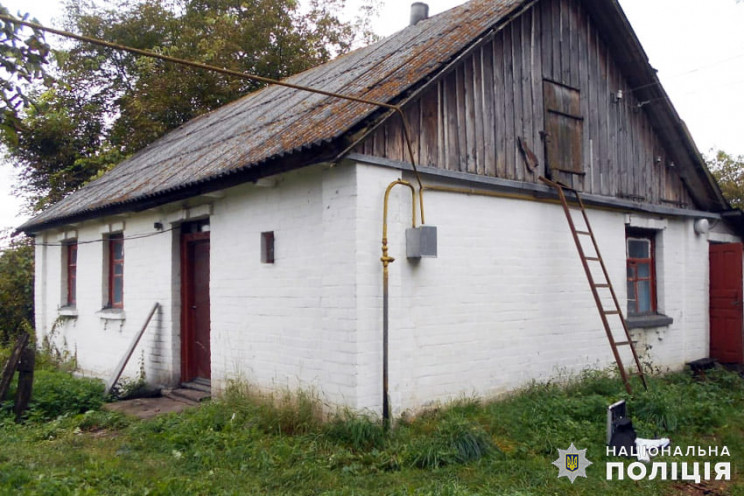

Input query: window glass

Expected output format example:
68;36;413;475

67;242;77;306
627;239;649;259
113;278;123;305
637;262;650;279
637;281;651;313
627;280;636;302
109;234;124;308
113;239;124;259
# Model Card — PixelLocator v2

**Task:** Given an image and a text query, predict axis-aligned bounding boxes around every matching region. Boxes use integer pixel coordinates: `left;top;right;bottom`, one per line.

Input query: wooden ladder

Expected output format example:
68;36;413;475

540;177;648;395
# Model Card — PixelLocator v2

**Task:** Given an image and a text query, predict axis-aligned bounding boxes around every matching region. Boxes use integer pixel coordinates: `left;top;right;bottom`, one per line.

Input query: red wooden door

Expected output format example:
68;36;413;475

710;243;743;364
181;232;211;381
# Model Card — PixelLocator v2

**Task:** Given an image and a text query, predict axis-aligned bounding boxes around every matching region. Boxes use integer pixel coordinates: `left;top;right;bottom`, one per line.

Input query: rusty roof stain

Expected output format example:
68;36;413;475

20;0;527;232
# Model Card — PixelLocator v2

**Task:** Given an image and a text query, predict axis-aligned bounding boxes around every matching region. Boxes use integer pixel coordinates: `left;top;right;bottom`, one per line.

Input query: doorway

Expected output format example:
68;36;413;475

709;242;743;364
180;222;211;382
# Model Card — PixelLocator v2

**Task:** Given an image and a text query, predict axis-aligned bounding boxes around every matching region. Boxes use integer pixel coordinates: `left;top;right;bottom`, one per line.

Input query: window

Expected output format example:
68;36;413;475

66;242;77;306
543;80;583;174
261;231;275;264
626;232;656;315
108;234;124;308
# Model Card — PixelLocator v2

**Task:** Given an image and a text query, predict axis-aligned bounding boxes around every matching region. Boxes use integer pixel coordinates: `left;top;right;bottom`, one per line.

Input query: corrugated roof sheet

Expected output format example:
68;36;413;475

20;0;526;232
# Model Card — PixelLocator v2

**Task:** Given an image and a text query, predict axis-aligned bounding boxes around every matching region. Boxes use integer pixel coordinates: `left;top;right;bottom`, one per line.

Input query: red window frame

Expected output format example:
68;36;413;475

66;242;77;306
108;234;124;308
626;232;656;316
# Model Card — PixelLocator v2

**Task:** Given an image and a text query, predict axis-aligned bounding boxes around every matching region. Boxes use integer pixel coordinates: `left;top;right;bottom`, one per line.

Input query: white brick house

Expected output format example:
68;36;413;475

20;0;744;416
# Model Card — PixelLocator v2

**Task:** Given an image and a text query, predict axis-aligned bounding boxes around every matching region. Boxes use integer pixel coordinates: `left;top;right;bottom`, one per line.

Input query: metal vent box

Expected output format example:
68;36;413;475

406;225;437;259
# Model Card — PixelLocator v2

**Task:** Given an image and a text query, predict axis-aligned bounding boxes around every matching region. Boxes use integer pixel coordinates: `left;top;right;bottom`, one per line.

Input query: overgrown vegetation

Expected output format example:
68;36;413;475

0;230;33;346
1;369;104;421
708;149;744;209
1;342;102;421
1;364;744;494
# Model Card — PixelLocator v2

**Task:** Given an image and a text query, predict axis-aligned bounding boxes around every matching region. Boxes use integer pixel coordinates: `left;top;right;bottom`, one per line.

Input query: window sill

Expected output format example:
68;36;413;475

627;313;673;329
97;309;126;321
58;307;78;317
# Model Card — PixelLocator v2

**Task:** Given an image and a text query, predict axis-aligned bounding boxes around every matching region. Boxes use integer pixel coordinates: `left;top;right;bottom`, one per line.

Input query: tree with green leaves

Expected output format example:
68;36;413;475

0;5;51;145
0;230;33;345
707;150;744;210
3;0;378;210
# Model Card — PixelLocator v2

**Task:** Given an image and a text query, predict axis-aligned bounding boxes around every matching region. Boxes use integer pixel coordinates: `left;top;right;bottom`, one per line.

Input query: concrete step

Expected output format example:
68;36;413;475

162;387;210;405
181;378;211;394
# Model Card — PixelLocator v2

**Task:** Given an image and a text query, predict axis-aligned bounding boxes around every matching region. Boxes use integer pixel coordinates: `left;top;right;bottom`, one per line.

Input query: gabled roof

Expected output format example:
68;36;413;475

19;0;729;233
20;0;529;232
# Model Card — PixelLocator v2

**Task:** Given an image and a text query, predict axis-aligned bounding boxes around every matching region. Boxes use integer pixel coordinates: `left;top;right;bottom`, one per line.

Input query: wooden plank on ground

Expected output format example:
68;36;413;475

105;303;160;395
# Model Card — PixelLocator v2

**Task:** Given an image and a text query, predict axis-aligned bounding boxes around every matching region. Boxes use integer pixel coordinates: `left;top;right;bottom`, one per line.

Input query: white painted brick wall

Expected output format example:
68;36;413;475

352;163;719;415
35;211;182;387
32;160;731;416
209;165;360;407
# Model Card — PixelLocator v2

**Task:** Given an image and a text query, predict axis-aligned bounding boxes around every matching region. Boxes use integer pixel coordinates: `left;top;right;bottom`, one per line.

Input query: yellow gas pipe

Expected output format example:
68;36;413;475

381;179;417;427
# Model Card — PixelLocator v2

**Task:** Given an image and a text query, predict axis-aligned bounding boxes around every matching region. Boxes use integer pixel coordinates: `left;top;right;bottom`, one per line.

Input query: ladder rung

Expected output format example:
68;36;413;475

576;230;591;235
615;341;630;346
594;283;610;288
603;310;620;315
585;257;600;262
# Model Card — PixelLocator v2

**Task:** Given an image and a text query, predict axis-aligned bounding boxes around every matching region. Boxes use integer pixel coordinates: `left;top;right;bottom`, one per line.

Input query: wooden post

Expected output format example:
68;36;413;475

0;333;29;402
14;344;35;421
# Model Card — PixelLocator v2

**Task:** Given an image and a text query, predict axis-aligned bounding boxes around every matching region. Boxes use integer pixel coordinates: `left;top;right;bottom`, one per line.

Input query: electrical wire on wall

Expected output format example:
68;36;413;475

0;227;180;254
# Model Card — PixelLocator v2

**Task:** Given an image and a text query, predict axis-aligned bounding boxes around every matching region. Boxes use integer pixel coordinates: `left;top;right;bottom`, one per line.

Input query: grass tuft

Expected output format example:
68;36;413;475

324;410;386;451
401;415;499;469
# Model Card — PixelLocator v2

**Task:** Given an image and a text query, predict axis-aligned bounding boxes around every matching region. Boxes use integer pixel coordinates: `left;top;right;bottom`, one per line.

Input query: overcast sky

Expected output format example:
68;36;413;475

1;0;743;233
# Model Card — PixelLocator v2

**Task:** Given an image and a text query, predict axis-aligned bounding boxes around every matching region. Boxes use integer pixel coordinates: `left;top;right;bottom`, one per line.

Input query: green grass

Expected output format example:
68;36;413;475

1;367;744;495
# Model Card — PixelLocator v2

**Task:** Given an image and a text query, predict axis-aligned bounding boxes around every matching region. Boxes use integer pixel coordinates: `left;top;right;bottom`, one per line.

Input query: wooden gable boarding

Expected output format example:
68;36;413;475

354;0;695;209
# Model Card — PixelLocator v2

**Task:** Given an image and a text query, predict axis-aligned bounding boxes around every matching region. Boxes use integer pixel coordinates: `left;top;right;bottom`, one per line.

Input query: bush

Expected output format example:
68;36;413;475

26;370;104;420
401;415;499;469
324;411;386;451
0;233;34;346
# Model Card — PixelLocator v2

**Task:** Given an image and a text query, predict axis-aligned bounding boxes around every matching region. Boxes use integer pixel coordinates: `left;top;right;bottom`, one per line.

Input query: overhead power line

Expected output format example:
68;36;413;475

0;12;427;223
631;52;744;93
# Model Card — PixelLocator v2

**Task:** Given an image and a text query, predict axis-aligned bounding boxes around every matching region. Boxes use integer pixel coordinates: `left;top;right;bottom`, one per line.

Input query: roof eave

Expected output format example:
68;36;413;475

17;140;341;234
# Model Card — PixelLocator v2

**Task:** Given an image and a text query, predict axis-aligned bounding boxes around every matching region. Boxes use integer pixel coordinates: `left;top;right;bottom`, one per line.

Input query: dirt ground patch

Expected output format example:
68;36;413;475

103;396;199;420
670;480;730;496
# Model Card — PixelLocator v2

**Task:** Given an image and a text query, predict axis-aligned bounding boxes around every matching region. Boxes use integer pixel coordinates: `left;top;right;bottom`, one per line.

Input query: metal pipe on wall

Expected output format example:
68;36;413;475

380;179;416;427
